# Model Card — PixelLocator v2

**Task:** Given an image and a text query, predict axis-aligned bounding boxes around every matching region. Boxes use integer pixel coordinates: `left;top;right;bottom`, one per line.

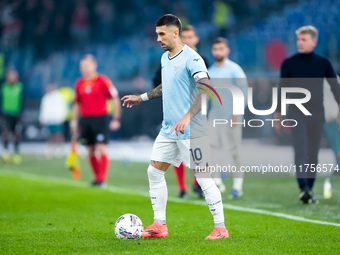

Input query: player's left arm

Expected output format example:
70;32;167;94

171;73;210;136
106;80;121;131
110;96;121;131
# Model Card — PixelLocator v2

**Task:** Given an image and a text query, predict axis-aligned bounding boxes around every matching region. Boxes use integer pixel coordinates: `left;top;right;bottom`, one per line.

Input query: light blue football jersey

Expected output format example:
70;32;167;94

208;59;248;121
160;44;208;140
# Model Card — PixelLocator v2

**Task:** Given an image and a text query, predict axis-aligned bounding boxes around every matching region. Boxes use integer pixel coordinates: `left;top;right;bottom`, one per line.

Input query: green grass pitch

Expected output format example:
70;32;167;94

0;156;339;254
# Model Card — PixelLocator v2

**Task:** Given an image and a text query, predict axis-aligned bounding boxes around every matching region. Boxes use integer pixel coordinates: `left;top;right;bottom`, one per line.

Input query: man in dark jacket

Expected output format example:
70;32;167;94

275;26;340;204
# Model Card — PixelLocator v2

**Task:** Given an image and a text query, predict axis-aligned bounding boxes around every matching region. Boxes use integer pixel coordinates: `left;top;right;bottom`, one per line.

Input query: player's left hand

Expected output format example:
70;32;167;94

109;119;121;131
171;114;190;136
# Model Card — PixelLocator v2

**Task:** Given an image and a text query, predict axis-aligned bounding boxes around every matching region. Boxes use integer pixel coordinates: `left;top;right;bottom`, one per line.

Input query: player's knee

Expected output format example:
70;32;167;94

88;146;95;156
150;160;169;171
195;175;216;192
95;144;107;156
147;165;166;188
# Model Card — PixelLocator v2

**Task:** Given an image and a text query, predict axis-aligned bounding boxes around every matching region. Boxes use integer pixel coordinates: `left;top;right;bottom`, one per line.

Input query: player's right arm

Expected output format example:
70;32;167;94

121;84;162;108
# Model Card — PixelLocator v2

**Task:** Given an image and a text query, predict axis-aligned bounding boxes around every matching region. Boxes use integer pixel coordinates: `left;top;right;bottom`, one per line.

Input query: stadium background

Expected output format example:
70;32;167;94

1;1;340;253
1;0;339;141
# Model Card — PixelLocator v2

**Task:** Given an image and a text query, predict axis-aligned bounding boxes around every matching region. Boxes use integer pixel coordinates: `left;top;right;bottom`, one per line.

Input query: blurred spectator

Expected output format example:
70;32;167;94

70;0;90;50
94;0;114;43
19;0;39;47
53;9;69;51
34;0;55;59
213;0;235;36
0;0;22;51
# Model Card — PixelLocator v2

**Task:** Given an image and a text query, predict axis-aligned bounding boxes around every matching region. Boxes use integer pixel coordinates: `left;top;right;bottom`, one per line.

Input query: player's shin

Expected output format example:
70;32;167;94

98;153;110;182
195;172;225;228
148;165;167;225
89;155;100;181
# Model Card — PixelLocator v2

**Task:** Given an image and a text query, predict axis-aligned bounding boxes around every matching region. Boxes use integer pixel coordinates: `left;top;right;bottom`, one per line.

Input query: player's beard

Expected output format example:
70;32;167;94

215;56;225;63
160;42;170;51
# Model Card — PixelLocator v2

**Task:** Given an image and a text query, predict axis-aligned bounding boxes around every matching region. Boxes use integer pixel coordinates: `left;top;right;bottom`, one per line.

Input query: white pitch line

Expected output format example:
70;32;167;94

1;170;340;228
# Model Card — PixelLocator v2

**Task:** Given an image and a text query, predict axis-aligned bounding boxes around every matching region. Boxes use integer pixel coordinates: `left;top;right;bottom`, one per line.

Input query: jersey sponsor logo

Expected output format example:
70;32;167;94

173;65;181;75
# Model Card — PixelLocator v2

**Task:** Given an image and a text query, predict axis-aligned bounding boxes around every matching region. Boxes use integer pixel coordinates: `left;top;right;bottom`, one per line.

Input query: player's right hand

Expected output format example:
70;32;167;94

121;95;143;108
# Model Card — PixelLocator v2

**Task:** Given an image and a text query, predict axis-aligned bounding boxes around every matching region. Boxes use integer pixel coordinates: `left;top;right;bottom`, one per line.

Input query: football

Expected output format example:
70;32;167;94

114;214;144;240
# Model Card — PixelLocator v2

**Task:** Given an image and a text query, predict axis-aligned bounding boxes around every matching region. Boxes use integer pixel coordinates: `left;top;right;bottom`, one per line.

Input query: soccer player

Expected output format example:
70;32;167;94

322;80;340;199
71;55;121;188
122;14;228;240
275;26;340;204
152;25;207;199
208;37;248;199
0;70;23;164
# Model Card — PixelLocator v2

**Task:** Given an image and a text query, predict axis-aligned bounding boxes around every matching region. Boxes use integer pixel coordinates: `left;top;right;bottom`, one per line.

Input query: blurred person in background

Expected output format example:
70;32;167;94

275;26;340;204
39;84;68;158
94;0;114;43
0;70;23;164
71;54;121;188
59;86;75;141
33;0;55;59
70;0;90;50
0;0;22;51
208;37;248;199
213;0;234;36
322;79;340;199
152;25;208;199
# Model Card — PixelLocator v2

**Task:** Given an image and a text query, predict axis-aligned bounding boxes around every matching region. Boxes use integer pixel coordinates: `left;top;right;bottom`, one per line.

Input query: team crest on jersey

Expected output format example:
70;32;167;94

96;134;104;142
173;66;181;75
85;86;92;94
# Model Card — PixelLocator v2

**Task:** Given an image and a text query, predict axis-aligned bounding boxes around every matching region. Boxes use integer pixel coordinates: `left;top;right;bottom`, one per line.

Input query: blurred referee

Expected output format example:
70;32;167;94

275;26;340;204
71;55;121;188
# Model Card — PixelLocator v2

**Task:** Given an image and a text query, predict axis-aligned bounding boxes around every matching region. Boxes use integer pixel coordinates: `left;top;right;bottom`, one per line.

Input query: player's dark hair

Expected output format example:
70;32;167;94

213;37;229;47
156;14;182;34
182;25;196;35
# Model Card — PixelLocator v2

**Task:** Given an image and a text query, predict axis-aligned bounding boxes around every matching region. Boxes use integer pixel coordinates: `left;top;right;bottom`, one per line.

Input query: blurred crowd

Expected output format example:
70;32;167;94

1;0;120;59
0;0;289;59
0;0;339;135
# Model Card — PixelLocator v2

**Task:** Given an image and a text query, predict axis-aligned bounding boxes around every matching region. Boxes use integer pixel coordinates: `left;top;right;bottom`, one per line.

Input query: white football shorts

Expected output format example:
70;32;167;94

150;133;210;170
